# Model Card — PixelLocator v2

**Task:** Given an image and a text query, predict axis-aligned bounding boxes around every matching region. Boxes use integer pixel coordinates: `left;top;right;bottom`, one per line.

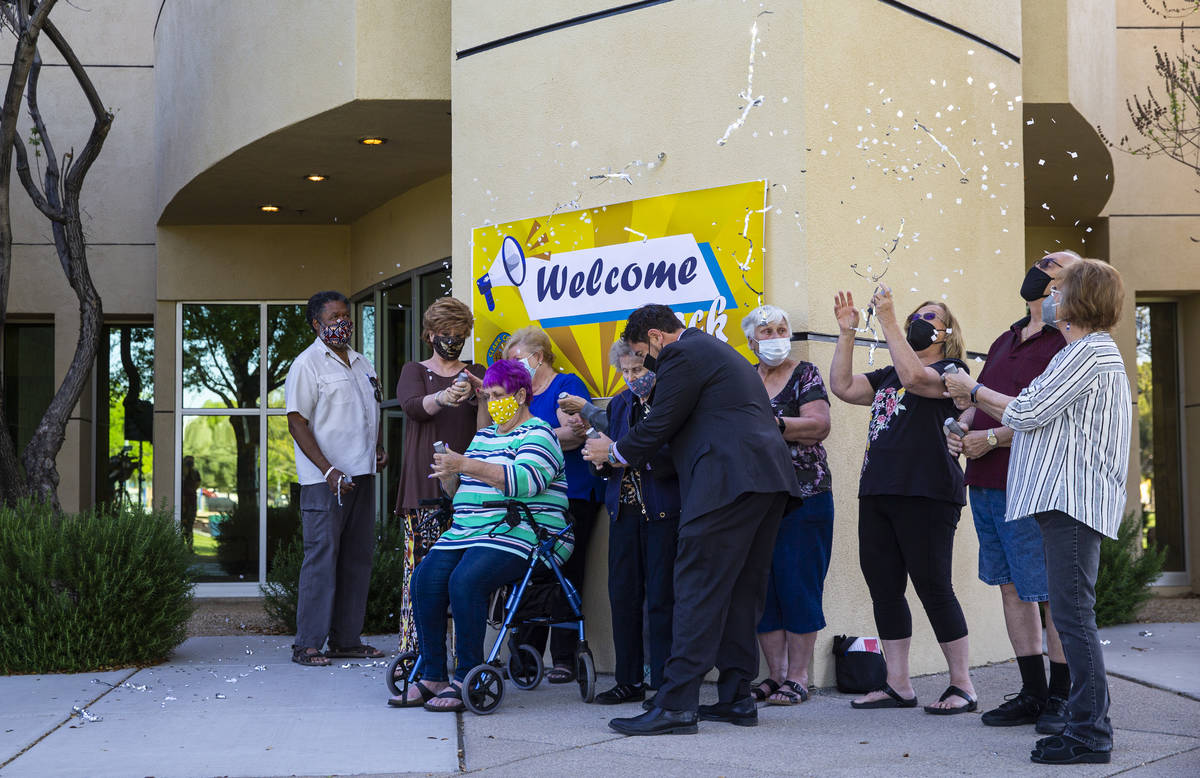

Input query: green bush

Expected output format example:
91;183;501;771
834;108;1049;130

0;500;194;674
1095;513;1166;627
261;519;406;636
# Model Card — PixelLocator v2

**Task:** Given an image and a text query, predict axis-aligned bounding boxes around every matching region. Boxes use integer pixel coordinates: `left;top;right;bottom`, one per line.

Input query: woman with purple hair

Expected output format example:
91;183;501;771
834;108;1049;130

388;359;571;712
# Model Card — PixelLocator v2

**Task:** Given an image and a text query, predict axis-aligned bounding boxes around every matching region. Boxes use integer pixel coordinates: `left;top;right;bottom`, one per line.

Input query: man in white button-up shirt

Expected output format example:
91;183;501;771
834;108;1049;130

285;291;388;667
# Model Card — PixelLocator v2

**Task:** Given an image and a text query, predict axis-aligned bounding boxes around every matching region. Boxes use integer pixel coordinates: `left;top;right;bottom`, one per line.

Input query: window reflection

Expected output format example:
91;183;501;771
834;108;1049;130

98;325;154;509
182;304;261;409
266;304;313;408
266;415;300;574
182;415;260;582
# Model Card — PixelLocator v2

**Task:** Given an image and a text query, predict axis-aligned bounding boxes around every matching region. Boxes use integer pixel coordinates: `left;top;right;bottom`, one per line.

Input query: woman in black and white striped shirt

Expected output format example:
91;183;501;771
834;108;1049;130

945;259;1130;766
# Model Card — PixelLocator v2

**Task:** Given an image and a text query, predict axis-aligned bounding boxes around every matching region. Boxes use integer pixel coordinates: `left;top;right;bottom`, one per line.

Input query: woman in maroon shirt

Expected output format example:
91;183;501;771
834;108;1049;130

394;297;487;653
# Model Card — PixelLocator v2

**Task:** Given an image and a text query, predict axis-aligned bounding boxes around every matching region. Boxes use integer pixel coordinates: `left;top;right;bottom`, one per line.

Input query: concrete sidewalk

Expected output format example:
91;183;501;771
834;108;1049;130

1;625;1197;777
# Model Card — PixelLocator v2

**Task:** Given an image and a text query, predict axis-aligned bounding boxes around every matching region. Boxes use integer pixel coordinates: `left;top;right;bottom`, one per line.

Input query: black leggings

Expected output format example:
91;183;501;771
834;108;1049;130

858;495;967;643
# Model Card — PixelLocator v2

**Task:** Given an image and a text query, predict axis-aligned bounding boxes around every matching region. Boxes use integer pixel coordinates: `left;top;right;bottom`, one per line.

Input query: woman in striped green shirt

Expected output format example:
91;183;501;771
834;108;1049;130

390;359;570;711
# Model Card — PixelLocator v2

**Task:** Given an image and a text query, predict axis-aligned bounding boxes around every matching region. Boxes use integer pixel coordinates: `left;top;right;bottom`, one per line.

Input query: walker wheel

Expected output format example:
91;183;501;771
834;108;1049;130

386;650;419;697
463;664;506;715
576;648;596;703
507;643;544;690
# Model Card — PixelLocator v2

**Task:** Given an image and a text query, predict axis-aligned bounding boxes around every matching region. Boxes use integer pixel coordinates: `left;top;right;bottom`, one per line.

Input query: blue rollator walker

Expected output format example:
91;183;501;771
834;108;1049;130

385;498;597;714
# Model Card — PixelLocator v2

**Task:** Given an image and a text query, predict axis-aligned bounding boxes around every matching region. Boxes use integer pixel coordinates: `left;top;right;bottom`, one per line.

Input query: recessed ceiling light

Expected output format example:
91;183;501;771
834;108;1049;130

358;136;387;146
305;174;328;182
260;204;280;212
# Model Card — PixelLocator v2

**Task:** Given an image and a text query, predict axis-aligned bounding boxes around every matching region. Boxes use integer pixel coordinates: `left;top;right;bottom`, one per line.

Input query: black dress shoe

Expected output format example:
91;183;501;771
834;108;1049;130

697;696;758;727
981;691;1043;727
1035;695;1068;735
609;707;698;736
595;683;646;705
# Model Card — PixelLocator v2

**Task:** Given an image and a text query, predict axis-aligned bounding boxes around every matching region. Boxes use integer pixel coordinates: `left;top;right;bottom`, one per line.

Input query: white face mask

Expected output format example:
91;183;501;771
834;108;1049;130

519;355;538;377
756;337;791;366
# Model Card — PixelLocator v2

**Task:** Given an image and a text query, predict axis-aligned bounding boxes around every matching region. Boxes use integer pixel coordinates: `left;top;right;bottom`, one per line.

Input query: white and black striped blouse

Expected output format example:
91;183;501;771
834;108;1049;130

1002;331;1132;539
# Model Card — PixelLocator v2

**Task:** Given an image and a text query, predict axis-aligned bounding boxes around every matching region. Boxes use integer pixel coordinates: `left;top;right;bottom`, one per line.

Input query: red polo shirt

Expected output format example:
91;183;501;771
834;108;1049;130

964;317;1066;489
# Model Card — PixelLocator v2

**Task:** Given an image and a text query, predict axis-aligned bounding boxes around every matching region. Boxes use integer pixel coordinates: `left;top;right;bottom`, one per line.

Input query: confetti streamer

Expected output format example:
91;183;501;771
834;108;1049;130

717;12;771;146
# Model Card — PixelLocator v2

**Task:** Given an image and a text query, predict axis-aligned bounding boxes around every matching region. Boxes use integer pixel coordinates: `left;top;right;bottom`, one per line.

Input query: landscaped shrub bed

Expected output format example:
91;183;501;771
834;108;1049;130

0;501;194;674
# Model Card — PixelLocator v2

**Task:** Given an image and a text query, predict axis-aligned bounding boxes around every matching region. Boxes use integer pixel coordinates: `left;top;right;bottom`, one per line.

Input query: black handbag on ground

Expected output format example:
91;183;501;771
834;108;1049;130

832;634;887;693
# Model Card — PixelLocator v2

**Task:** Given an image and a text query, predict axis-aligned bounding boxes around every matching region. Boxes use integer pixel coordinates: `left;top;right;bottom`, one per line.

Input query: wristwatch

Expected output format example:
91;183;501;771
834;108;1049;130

986;429;998;448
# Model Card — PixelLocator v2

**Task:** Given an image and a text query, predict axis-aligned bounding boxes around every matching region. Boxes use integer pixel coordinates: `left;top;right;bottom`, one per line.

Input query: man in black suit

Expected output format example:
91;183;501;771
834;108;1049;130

583;304;801;735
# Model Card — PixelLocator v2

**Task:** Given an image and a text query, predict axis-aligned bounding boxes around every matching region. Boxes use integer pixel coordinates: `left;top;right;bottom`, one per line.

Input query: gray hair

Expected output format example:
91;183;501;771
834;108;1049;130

741;304;791;341
608;339;639;368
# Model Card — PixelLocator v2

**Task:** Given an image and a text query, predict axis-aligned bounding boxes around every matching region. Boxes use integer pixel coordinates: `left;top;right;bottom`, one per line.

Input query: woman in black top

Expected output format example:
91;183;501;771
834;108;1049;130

830;285;976;715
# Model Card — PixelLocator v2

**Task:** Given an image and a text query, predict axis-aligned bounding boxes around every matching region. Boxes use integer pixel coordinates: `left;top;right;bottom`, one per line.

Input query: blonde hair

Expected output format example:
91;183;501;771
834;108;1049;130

504;325;556;366
740;304;792;341
906;300;965;361
421;297;473;341
1057;259;1124;331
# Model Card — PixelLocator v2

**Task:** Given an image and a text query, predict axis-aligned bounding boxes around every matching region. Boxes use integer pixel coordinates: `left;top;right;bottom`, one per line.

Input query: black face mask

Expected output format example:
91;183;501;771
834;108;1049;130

432;335;464;360
1020;267;1052;302
641;353;657;372
906;318;939;351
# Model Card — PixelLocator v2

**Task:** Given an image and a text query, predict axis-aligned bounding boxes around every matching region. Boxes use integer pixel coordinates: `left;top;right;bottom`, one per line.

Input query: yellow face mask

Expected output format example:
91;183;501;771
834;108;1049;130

487;394;520;425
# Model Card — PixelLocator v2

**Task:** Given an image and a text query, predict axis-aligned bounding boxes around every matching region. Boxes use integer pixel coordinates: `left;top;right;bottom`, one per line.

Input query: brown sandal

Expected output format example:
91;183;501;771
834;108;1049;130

292;647;331;667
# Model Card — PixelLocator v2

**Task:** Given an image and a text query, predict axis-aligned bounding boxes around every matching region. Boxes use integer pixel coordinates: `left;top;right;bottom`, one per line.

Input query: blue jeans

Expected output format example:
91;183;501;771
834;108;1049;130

758;490;834;634
969;486;1049;602
411;546;528;682
1037;510;1112;751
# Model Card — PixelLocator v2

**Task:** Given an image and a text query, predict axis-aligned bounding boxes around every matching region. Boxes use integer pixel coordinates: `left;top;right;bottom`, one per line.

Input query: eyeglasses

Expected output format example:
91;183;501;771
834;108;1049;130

1035;256;1063;270
910;312;939;321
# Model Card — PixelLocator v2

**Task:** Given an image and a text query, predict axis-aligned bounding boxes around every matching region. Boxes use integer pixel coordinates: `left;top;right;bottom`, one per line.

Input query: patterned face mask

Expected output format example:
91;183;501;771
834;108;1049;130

488;394;520;425
627;371;656;399
320;318;354;347
432;335;465;360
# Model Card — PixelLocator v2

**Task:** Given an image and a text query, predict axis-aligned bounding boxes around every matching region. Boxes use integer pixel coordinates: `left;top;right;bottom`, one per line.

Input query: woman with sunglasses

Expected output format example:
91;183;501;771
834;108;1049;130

830;285;976;715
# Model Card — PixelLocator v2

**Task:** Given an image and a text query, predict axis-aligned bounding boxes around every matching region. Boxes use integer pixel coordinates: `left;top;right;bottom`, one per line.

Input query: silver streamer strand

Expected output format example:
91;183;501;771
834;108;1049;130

913;121;970;183
717;12;771;146
736;205;772;306
849;218;905;365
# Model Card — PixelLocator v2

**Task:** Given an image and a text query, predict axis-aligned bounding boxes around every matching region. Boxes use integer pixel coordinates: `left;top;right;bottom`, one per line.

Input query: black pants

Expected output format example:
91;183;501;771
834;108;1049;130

516;498;599;665
653;491;788;712
858;494;967;643
608;504;678;688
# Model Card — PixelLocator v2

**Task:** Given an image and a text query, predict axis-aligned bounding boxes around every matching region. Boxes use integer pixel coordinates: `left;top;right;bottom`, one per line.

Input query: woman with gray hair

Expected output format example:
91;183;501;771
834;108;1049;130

589;338;680;705
741;304;834;707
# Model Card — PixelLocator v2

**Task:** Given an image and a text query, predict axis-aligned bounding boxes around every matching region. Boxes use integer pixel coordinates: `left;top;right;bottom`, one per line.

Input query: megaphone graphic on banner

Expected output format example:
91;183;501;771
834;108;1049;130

476;235;527;311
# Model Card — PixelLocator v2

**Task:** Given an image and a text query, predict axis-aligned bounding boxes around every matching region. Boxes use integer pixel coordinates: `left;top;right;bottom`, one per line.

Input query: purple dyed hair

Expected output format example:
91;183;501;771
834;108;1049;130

482;359;532;402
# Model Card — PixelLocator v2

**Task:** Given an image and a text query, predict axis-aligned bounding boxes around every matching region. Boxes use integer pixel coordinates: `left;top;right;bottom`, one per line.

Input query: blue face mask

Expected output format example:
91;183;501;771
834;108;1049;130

519;356;538;377
627;371;655;399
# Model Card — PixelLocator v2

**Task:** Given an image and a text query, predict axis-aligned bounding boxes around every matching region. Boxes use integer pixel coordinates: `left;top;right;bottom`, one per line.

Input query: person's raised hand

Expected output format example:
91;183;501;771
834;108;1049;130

871;284;895;322
834;291;860;333
557;393;588;415
946;432;965;458
443;381;471;405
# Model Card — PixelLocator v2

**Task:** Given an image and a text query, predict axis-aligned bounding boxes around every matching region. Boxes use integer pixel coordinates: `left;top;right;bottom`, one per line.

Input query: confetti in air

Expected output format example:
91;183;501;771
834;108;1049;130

717;12;771;146
913;121;970;183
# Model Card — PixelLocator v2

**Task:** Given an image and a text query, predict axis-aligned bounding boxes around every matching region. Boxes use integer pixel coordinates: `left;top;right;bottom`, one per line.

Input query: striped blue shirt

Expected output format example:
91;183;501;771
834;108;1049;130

434;417;572;563
1002;332;1132;538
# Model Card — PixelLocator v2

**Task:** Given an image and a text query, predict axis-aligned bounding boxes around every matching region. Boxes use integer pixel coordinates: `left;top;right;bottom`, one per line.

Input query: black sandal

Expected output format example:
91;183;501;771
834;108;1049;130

851;683;918;709
546;664;575;684
751;678;781;702
325;643;385;659
423;684;465;713
387;681;438;708
292;647;331;667
923;685;977;715
767;680;809;706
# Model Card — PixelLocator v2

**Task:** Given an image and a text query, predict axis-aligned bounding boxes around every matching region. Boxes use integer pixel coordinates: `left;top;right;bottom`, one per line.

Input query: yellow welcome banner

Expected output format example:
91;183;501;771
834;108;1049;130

471;181;766;397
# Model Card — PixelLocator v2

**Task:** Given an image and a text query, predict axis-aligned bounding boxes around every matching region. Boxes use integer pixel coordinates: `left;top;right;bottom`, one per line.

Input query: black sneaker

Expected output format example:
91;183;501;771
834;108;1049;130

981;691;1044;727
595;683;646;705
1035;695;1068;734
